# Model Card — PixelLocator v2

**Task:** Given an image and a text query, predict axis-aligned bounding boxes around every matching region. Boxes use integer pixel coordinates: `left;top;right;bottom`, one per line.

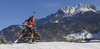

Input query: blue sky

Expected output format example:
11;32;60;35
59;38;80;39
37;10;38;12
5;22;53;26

0;0;100;31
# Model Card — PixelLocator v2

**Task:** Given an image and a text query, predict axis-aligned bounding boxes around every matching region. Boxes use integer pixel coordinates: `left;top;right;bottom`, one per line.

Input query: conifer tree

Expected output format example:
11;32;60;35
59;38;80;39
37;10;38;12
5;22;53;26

0;32;7;44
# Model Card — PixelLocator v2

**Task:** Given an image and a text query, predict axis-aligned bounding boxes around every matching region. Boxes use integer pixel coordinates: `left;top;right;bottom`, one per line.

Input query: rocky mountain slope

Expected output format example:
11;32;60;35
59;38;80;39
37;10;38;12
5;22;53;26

36;3;97;26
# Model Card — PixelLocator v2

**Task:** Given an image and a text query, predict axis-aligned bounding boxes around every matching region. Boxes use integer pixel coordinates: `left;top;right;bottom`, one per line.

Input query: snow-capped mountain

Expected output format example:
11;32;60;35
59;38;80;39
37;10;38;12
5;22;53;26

59;3;96;17
65;30;93;40
36;3;98;26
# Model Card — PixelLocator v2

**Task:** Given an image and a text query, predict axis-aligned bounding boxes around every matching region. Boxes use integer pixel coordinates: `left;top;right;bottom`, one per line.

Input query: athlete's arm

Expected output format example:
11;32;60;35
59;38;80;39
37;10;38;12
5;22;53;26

23;20;27;24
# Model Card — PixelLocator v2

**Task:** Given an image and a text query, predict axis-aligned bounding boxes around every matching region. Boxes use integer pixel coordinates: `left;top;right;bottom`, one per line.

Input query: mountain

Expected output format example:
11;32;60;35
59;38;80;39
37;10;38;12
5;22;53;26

36;3;97;26
36;3;100;41
0;3;100;42
0;25;26;43
38;11;100;41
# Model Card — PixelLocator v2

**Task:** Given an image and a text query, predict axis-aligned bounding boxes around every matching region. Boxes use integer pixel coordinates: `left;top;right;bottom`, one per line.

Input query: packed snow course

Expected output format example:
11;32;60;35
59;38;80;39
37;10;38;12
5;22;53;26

0;42;100;49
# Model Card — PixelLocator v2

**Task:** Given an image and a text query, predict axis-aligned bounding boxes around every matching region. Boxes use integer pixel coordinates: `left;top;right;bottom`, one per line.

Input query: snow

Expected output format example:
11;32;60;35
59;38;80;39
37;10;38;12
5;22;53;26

61;6;75;14
18;25;25;29
55;20;59;23
60;3;96;17
75;7;96;13
11;29;15;31
0;42;100;49
65;30;93;40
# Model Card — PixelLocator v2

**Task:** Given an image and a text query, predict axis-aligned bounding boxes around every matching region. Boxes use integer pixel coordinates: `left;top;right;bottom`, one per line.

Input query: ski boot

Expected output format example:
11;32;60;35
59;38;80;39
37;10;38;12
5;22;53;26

29;39;33;44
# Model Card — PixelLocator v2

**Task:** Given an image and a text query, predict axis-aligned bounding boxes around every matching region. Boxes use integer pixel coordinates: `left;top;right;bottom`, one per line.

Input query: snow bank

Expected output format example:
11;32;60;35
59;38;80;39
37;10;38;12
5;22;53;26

0;42;100;49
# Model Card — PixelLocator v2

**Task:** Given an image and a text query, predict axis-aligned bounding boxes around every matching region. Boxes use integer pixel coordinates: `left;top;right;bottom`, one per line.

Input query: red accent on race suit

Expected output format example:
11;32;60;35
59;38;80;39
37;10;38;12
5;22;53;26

25;20;34;26
28;21;34;26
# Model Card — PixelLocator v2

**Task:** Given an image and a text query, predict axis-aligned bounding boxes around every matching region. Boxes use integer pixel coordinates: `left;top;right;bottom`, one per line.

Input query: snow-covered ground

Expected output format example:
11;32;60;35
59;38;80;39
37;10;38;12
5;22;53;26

0;42;100;49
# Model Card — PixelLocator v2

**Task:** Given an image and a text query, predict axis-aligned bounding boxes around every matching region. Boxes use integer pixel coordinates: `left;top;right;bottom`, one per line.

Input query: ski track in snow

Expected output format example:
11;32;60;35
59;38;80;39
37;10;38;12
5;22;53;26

0;42;100;49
